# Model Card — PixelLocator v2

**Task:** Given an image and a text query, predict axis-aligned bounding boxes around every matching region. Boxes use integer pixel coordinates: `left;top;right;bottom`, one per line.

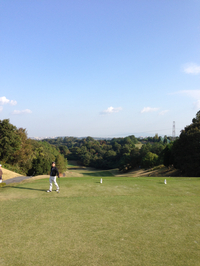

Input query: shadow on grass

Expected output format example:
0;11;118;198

67;165;103;172
68;167;86;170
82;171;114;177
9;186;47;192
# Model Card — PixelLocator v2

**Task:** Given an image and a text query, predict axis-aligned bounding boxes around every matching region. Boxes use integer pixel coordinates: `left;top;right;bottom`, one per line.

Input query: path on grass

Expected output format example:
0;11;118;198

4;176;33;184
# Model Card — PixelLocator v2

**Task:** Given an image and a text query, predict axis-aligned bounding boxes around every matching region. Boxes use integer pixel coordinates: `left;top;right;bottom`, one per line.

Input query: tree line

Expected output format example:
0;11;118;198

1;110;200;177
44;110;200;176
0;119;67;175
44;135;171;171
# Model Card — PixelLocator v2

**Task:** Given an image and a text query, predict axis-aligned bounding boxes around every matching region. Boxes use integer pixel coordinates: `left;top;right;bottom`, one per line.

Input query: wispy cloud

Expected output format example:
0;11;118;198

0;106;3;113
10;100;17;106
0;96;17;105
100;106;122;115
173;90;200;109
141;107;159;113
159;110;169;115
11;109;32;115
174;90;200;98
183;63;200;75
194;100;200;109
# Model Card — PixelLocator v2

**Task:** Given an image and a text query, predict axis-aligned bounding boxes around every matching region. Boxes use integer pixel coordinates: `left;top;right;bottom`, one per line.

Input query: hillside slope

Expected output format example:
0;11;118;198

67;161;181;178
1;168;23;181
114;166;181;177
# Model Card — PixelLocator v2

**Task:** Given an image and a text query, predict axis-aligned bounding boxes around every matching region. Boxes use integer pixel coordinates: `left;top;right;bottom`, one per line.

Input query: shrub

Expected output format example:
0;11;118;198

0;182;6;188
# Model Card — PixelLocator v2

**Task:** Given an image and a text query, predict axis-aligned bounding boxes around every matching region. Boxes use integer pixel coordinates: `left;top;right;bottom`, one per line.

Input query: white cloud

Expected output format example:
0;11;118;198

101;106;122;114
183;63;200;75
141;107;159;113
159;110;169;115
11;109;32;115
0;96;10;105
10;100;17;106
0;106;3;113
0;96;17;105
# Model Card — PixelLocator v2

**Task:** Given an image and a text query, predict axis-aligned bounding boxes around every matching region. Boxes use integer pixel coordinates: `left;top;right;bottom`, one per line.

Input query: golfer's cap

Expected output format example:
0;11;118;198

52;162;55;164
0;164;1;167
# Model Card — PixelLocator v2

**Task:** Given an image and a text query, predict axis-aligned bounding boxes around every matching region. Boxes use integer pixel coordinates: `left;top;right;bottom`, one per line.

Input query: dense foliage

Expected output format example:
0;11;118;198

171;111;200;176
0;119;67;175
44;135;170;171
158;110;200;176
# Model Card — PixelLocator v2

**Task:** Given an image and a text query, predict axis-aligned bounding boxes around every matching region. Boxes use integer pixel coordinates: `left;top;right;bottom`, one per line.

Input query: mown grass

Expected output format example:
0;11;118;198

0;176;200;266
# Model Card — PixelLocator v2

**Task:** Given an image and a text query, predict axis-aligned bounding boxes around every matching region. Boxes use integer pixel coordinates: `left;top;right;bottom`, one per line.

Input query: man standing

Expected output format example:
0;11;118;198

0;164;3;183
47;162;59;192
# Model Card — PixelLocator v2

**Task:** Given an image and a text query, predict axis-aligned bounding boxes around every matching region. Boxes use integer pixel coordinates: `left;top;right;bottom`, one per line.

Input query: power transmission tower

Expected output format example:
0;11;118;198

172;121;176;140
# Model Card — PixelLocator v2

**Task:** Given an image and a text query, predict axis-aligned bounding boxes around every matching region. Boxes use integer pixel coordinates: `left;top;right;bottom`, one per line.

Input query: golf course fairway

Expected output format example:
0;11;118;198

0;176;199;266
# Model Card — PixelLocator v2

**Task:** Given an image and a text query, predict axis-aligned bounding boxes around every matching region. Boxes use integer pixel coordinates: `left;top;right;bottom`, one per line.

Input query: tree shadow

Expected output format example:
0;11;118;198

67;166;98;172
9;186;46;192
82;172;99;177
67;167;86;170
82;171;114;177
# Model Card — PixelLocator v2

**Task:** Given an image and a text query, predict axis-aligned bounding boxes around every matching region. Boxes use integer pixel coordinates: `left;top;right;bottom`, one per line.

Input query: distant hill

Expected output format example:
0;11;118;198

31;136;112;141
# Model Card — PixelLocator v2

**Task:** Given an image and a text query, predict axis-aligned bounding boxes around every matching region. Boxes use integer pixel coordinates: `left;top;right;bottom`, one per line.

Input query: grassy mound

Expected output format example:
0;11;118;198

1;167;23;181
0;175;199;266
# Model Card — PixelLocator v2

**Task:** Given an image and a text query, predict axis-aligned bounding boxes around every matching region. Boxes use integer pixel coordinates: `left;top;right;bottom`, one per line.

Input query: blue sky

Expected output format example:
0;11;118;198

0;0;200;138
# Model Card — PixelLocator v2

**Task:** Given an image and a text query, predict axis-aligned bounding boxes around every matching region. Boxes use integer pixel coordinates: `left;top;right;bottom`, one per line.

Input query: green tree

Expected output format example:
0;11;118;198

29;157;50;176
162;143;174;168
56;154;67;173
172;110;200;176
81;152;92;166
163;135;168;144
59;145;69;157
130;147;140;168
112;142;121;153
192;110;200;123
121;144;131;155
0;119;21;163
13;128;34;173
154;133;159;142
141;152;158;169
28;140;66;176
140;143;151;157
151;143;165;155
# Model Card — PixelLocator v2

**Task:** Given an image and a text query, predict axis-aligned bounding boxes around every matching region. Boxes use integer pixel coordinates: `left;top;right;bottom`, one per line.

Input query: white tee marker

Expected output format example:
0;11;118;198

100;178;103;184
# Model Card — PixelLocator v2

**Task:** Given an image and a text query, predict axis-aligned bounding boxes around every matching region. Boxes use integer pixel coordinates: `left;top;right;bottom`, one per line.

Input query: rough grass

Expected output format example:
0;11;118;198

0;175;200;266
135;143;143;149
1;167;23;181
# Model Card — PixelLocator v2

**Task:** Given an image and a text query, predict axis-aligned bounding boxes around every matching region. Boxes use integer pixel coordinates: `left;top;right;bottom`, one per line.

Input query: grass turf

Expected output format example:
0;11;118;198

0;176;200;266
